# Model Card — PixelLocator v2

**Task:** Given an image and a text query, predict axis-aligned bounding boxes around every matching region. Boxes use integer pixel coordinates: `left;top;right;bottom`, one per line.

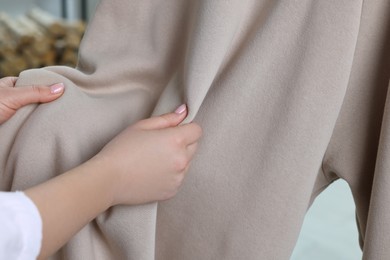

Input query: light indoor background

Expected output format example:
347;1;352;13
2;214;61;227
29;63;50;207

0;1;362;259
0;0;98;21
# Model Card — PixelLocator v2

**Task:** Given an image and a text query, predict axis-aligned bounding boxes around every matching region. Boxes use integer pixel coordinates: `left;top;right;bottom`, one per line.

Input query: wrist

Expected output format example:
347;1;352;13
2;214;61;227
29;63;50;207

84;155;118;209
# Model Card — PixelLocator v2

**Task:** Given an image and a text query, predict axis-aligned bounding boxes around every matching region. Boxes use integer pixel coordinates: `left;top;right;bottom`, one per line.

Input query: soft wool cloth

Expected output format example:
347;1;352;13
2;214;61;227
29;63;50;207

0;0;389;259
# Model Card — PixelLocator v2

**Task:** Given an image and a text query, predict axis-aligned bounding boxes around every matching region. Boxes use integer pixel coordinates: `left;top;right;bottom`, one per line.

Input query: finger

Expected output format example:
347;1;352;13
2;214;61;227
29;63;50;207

0;77;18;88
6;77;18;87
10;83;65;108
176;123;203;145
136;104;188;130
8;77;18;86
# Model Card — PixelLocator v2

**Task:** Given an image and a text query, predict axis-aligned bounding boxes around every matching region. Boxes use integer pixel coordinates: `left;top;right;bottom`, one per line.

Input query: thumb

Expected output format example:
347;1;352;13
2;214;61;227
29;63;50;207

10;83;65;108
136;104;188;130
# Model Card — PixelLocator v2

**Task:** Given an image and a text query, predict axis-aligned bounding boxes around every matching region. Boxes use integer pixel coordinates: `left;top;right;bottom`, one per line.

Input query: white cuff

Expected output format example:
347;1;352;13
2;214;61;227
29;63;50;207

0;191;42;260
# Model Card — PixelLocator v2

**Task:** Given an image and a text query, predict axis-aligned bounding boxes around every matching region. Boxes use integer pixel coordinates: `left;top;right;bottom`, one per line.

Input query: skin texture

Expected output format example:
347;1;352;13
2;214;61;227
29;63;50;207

0;77;202;259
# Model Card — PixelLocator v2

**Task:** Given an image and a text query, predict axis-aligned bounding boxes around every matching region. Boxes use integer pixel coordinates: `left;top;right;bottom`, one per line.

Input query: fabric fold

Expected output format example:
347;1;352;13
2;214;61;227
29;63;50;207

1;0;389;259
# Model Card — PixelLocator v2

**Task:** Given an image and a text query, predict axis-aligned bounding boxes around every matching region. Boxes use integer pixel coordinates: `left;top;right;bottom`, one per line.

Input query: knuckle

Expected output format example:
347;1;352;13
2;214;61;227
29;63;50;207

173;154;188;171
194;124;203;137
190;142;199;152
171;135;184;147
31;85;42;96
1;77;17;87
159;116;171;126
189;123;203;138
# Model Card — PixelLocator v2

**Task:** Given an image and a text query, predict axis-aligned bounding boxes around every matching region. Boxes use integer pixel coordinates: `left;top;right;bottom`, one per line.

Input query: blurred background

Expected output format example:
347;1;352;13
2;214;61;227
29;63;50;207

0;0;98;20
0;1;363;259
0;0;98;77
291;180;362;259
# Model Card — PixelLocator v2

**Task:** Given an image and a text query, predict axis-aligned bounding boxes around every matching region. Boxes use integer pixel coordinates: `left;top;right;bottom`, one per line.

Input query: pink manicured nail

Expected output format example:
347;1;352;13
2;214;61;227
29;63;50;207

175;104;187;114
50;83;64;94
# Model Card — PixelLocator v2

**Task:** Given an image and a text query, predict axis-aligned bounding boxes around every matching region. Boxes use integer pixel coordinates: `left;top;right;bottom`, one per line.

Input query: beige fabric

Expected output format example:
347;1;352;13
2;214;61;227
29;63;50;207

0;0;389;259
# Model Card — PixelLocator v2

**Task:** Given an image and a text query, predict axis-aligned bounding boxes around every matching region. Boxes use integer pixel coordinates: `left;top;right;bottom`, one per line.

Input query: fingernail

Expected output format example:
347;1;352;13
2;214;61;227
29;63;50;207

174;104;187;114
50;83;64;94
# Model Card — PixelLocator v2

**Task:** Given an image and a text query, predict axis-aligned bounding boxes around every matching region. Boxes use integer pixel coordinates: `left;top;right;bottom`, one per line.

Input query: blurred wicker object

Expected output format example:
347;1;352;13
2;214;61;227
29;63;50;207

0;8;85;77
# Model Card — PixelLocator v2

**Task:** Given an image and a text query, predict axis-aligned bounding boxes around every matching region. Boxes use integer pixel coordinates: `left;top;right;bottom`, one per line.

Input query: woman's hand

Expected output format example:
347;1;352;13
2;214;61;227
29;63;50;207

91;104;203;205
0;77;65;124
25;104;202;258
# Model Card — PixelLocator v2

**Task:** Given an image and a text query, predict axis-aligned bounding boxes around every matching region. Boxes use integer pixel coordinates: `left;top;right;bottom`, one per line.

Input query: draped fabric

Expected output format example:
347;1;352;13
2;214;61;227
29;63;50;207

0;0;389;259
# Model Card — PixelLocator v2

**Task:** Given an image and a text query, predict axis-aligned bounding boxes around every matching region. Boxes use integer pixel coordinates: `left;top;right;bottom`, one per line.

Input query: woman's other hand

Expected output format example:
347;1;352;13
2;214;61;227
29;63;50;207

24;104;201;258
0;77;65;124
91;104;203;206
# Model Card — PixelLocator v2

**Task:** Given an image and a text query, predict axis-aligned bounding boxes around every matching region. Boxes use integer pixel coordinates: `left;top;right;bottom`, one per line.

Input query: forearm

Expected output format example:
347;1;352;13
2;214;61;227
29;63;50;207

19;105;199;259
24;159;115;259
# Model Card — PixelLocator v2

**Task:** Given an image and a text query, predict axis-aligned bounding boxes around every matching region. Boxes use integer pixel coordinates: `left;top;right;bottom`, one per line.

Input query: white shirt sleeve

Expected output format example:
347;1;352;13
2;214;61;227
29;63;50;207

0;191;42;260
